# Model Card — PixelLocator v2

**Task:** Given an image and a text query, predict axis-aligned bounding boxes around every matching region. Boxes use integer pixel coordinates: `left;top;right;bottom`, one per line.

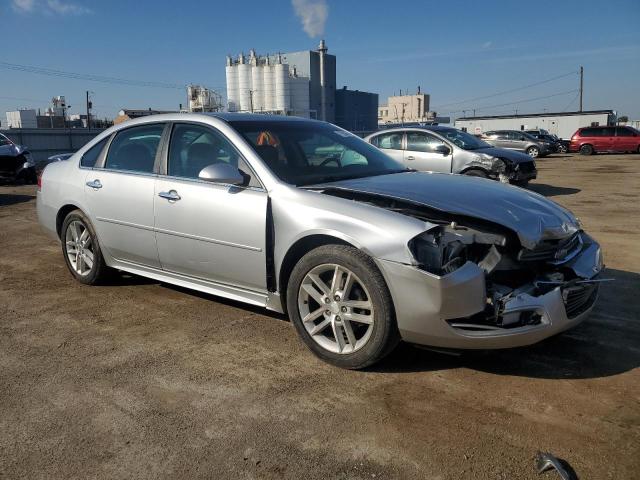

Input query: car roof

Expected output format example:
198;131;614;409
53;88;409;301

203;112;324;125
370;125;456;135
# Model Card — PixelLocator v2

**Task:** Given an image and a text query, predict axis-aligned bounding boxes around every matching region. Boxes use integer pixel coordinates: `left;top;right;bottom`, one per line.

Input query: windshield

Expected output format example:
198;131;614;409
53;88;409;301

231;120;407;186
435;128;491;150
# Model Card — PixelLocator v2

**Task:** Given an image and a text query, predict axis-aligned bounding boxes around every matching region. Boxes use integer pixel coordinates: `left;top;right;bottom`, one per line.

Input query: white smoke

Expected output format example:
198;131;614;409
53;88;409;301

292;0;328;38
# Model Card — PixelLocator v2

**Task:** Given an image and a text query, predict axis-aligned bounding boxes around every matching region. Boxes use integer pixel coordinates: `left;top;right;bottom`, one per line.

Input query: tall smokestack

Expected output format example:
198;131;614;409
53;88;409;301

318;39;327;121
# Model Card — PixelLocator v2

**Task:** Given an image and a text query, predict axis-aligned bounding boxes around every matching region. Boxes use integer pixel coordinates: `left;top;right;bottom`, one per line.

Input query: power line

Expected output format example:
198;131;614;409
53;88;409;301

451;89;579;117
0;60;187;89
433;70;578;110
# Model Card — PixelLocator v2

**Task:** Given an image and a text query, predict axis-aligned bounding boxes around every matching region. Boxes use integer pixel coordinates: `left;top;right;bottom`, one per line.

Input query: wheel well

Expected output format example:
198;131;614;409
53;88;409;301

278;234;352;311
56;204;81;238
461;167;490;176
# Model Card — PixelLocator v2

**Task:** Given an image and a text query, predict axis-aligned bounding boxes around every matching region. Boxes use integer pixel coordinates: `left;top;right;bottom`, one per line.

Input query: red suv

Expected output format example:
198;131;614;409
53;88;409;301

570;126;640;155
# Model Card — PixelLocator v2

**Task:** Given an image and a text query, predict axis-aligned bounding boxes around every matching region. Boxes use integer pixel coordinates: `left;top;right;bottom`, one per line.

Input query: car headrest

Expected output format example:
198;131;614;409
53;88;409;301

254;145;278;167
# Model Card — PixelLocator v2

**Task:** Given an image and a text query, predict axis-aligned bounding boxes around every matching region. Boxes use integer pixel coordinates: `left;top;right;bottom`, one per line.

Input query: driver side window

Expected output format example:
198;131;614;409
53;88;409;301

406;132;444;152
168;123;260;187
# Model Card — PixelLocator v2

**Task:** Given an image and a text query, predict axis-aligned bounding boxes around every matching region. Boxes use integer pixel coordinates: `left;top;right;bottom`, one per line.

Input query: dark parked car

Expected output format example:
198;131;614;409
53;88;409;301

0;132;36;184
570;126;640;155
481;130;554;158
526;131;569;153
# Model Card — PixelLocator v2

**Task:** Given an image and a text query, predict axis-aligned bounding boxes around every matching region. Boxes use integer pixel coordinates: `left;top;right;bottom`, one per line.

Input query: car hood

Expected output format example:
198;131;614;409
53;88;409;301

0;143;27;158
474;147;533;164
312;172;579;249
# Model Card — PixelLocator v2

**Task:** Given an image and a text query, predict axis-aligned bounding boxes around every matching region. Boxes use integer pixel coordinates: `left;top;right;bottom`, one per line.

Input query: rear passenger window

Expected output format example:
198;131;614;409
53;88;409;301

80;137;108;168
105;124;165;173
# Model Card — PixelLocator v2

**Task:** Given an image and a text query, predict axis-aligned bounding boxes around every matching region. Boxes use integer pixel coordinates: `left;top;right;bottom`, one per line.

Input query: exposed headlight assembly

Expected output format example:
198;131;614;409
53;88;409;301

409;224;506;276
477;154;507;173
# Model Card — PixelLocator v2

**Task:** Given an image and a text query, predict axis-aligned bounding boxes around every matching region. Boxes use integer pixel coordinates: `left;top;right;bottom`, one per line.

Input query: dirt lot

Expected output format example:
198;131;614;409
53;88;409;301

1;153;639;479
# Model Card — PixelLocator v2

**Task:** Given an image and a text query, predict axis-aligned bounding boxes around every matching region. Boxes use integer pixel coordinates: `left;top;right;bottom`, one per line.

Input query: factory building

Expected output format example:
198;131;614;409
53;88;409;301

225;40;336;121
454;110;617;139
378;91;436;126
6;109;37;128
335;87;379;132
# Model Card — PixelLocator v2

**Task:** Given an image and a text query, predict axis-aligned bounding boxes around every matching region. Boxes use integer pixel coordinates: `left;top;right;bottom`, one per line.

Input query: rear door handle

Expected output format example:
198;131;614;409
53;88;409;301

86;179;102;189
158;190;181;202
406;156;415;161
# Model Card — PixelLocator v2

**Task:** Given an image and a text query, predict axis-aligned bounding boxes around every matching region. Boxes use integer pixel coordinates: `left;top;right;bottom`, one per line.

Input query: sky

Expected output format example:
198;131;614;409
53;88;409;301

1;0;639;122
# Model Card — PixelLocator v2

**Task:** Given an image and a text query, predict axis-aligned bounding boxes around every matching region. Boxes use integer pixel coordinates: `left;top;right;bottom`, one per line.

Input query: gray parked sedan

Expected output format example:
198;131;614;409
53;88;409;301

37;113;604;369
481;130;554;157
365;126;537;185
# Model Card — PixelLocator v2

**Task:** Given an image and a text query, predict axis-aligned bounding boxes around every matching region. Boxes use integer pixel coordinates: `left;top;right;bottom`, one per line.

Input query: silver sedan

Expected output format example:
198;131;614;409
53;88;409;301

37;113;604;369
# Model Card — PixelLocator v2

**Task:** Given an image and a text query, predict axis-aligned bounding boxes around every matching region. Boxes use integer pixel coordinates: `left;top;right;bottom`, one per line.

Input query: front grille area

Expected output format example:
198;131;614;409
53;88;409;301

519;232;582;263
563;283;599;319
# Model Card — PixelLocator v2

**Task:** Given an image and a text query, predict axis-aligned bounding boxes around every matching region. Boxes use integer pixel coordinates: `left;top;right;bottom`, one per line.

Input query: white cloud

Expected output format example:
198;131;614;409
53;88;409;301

12;0;36;12
292;0;328;38
46;0;92;15
12;0;92;15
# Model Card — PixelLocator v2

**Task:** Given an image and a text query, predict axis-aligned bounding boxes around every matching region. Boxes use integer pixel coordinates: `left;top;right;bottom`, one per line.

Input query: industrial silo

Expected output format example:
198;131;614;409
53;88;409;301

237;62;252;112
274;62;291;113
263;63;275;112
225;56;239;112
251;65;264;112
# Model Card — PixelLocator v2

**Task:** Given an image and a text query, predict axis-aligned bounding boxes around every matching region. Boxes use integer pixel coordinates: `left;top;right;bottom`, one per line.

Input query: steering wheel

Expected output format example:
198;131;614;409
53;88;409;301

318;155;341;167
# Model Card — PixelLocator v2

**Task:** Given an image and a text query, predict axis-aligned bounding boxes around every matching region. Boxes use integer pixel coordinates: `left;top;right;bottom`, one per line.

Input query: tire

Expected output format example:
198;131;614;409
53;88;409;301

60;209;111;285
557;144;568;154
512;179;529;187
286;244;400;369
580;144;594;156
463;169;489;178
526;146;540;158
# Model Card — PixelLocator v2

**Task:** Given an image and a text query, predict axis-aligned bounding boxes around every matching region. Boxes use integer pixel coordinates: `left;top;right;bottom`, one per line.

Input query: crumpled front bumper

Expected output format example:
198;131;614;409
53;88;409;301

376;234;602;349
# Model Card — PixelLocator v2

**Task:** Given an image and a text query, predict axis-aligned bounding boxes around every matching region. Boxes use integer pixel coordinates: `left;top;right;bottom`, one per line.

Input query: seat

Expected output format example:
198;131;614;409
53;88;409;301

184;142;219;178
254;145;279;168
112;143;154;172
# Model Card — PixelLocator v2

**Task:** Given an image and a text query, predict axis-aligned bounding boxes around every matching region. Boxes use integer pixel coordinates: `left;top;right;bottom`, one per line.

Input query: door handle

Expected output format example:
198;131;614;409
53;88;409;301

86;179;102;189
158;190;181;202
406;156;415;161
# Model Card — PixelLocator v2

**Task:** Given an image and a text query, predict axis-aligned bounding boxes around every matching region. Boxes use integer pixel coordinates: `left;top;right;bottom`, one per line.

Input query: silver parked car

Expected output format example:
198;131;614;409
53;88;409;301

37;113;604;369
481;130;554;157
365;127;537;185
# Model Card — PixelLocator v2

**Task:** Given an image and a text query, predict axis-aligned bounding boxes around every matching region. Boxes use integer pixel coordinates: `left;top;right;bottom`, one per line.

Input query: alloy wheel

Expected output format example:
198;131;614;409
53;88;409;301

528;147;539;158
297;264;374;354
65;220;94;276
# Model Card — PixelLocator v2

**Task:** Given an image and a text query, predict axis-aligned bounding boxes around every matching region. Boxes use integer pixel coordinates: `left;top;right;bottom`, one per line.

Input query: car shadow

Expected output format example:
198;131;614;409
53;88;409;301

527;183;581;197
373;268;640;380
0;193;34;206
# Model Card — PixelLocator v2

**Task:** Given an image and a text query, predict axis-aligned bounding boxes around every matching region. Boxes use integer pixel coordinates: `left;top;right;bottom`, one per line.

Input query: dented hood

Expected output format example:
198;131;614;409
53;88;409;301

313;171;579;249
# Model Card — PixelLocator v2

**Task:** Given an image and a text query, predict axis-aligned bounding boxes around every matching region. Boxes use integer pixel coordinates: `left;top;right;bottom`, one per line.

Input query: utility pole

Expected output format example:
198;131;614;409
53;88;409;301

579;66;584;112
85;91;92;131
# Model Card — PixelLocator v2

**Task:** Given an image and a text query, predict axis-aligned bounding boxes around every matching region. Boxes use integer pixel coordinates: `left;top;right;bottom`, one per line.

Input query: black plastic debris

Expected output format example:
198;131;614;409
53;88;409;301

535;451;578;480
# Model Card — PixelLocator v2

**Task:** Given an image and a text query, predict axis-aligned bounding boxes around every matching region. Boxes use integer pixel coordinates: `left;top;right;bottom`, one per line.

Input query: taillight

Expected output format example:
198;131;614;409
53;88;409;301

37;171;43;191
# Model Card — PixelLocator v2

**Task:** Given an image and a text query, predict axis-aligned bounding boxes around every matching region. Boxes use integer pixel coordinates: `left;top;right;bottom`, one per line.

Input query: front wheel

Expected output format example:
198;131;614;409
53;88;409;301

61;210;111;285
557;143;568;153
286;245;399;369
526;146;540;158
463;169;488;179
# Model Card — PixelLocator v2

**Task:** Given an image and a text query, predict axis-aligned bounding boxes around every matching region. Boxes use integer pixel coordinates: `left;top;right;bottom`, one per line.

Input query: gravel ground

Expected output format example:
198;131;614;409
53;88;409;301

1;153;639;479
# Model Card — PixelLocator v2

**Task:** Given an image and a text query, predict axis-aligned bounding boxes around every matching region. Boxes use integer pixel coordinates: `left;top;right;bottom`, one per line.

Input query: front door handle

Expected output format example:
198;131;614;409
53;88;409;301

86;179;102;189
158;190;181;202
406;156;415;161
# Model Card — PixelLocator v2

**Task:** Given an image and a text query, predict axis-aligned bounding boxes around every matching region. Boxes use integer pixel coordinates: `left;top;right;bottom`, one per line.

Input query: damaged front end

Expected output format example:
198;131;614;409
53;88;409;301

464;154;537;184
407;220;604;340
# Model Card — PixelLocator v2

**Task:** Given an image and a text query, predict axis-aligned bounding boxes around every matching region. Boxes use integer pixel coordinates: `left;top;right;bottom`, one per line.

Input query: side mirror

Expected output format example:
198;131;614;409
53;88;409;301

198;163;244;185
433;144;451;156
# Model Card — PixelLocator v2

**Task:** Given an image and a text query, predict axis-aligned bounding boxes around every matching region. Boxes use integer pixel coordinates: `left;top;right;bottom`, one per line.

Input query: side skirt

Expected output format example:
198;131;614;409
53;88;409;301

110;258;274;309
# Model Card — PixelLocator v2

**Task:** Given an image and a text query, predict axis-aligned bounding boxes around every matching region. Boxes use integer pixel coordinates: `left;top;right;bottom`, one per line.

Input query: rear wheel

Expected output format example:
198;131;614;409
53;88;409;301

286;245;399;369
526;146;540;158
61;210;111;285
580;144;594;155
